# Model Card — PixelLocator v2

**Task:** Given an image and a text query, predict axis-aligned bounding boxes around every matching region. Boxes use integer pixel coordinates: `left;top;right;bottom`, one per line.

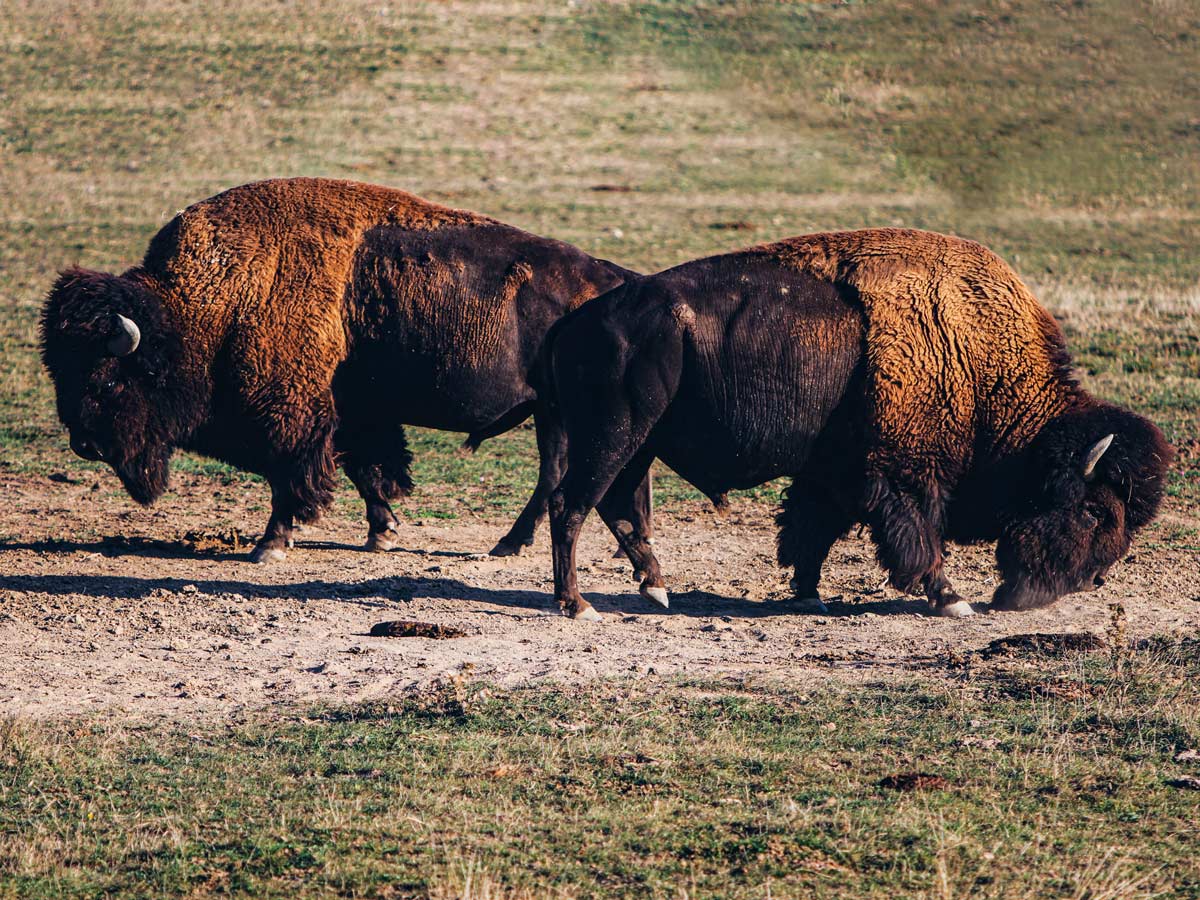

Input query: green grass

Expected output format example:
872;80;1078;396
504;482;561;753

2;638;1198;898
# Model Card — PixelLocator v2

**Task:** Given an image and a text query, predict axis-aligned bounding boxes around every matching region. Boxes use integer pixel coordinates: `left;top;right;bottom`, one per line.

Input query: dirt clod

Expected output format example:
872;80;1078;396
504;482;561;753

181;529;252;554
369;621;466;639
978;632;1105;659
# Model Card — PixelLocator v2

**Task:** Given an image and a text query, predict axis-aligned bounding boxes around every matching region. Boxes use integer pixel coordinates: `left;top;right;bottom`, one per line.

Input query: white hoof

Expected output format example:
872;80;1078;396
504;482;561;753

365;532;397;552
935;599;975;618
795;596;829;614
575;606;603;623
250;546;286;564
641;586;669;609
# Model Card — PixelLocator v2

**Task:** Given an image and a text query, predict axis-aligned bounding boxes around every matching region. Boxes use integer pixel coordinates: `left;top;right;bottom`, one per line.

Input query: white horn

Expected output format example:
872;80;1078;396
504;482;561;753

107;314;140;356
1082;433;1114;479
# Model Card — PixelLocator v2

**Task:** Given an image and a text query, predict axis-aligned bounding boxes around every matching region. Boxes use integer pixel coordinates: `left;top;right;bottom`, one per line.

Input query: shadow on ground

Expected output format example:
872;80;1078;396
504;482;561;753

0;573;933;618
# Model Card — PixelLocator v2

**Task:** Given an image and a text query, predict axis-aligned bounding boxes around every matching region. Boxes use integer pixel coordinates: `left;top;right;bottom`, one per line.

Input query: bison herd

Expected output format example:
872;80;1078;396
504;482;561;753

40;177;1171;621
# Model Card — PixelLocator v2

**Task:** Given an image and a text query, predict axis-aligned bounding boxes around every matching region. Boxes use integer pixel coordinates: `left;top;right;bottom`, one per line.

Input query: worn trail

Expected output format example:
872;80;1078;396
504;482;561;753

0;473;1196;719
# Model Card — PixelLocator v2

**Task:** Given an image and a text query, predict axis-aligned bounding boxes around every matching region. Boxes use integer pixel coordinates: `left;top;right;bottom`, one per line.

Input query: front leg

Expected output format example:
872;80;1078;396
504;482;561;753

864;473;973;617
249;427;339;564
250;483;298;563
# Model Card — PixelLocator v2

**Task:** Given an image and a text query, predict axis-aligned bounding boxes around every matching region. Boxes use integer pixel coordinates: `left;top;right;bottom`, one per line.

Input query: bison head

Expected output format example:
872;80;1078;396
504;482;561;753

991;405;1171;611
40;267;192;505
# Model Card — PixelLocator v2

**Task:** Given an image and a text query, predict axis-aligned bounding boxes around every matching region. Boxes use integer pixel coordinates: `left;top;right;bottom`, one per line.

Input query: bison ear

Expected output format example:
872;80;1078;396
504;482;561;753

1082;433;1114;480
107;314;141;356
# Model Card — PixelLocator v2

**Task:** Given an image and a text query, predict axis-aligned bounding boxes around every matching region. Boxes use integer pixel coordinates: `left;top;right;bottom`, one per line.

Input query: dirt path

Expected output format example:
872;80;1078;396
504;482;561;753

0;472;1196;719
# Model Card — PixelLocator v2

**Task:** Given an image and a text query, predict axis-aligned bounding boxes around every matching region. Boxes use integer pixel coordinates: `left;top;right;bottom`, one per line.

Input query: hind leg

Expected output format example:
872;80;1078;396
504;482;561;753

596;449;665;608
551;424;665;620
776;479;855;613
490;409;565;557
339;425;414;552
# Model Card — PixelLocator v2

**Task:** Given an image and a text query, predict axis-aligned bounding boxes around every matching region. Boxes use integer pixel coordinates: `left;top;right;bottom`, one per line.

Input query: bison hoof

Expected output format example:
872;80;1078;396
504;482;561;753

640;585;670;609
934;599;975;618
794;595;829;614
489;539;528;558
250;545;286;564
562;599;601;622
365;531;397;552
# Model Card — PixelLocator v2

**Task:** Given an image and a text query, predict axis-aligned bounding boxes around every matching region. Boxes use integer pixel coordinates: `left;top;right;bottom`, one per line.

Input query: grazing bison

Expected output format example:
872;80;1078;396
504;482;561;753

543;228;1171;621
40;177;637;562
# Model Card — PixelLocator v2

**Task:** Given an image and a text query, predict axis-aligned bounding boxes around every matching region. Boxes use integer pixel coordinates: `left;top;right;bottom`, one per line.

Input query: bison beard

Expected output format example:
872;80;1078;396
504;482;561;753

543;229;1171;621
111;443;173;507
39;177;634;563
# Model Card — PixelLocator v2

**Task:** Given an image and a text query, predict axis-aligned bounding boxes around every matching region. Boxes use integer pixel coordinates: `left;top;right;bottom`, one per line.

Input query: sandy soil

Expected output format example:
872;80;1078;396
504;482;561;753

0;471;1197;719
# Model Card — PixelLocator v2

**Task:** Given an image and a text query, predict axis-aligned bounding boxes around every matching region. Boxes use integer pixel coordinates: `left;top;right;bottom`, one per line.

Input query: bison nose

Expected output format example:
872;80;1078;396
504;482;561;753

70;435;102;461
1093;572;1107;589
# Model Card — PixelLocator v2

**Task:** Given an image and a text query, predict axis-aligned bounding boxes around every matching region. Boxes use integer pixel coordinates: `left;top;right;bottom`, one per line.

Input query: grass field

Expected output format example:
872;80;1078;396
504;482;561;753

2;637;1198;899
1;1;1198;896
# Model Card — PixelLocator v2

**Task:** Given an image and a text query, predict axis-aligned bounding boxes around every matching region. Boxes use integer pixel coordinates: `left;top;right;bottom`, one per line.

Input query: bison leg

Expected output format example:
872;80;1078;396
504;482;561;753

777;479;854;613
490;410;566;557
863;474;972;616
340;426;414;552
250;483;299;564
549;483;602;622
596;449;665;608
923;569;974;618
251;427;339;564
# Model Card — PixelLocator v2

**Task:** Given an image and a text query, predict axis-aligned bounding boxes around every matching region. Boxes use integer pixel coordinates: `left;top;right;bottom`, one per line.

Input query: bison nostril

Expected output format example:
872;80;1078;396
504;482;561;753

70;436;103;461
1094;574;1106;588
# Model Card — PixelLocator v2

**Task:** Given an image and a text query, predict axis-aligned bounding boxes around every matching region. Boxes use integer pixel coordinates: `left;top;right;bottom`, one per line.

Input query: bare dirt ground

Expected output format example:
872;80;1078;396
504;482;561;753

1;472;1197;720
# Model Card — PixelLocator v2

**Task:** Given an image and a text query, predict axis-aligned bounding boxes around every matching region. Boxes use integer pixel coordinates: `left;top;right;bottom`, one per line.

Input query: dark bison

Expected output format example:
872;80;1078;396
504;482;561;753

543;228;1171;621
40;177;638;562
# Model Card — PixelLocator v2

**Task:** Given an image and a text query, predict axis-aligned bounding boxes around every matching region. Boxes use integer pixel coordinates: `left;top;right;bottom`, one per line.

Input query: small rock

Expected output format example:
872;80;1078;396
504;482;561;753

1174;749;1199;763
181;584;198;594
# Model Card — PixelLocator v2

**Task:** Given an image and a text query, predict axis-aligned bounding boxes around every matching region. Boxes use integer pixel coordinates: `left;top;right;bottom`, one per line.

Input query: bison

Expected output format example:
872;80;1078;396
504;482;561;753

542;228;1171;621
40;177;639;562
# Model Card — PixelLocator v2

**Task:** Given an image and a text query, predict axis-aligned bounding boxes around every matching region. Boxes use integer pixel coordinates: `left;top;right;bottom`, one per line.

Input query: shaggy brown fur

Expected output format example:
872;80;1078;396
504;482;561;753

542;228;1171;619
41;178;633;561
769;229;1076;471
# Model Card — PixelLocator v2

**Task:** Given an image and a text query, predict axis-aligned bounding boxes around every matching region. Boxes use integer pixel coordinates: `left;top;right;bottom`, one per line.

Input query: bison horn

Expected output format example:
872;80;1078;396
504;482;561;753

1082;433;1114;480
107;314;141;356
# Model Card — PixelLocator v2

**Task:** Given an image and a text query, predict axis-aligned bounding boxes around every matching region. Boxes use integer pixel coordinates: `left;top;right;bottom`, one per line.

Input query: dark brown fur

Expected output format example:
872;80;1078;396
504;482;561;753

542;229;1171;619
41;178;634;560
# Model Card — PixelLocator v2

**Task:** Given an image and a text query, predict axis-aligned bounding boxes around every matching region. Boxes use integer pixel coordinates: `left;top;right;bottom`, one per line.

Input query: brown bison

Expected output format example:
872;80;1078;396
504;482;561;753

543;228;1171;620
40;177;638;562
